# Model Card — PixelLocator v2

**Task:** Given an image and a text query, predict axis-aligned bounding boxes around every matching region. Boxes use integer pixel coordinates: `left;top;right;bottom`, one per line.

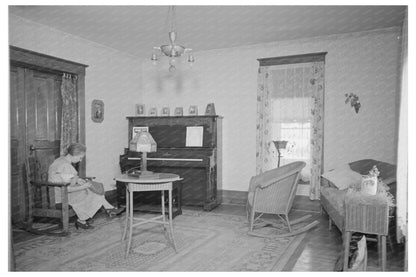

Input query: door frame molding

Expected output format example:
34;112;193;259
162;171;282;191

10;45;88;176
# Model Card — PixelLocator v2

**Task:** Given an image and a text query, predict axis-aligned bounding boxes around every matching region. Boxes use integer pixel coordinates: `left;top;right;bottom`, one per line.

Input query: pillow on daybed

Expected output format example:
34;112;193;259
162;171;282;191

321;165;362;190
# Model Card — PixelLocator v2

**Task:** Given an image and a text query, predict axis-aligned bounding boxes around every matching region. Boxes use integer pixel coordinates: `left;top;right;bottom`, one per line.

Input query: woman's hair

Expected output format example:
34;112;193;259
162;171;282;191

65;143;86;156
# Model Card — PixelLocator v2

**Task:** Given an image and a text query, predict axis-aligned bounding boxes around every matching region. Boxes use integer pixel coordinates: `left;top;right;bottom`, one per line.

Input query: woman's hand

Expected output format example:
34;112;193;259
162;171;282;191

68;180;92;193
83;182;92;189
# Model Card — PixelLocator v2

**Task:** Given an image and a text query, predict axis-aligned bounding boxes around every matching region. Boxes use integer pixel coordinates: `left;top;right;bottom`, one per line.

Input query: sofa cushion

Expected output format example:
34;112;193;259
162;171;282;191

321;166;363;190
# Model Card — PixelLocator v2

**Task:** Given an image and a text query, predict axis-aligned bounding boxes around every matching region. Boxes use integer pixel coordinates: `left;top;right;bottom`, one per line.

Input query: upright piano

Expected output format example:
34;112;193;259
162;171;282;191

118;115;223;211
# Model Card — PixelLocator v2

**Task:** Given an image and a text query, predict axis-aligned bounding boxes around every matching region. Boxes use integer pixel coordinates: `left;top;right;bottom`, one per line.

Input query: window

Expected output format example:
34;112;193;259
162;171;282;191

269;64;313;181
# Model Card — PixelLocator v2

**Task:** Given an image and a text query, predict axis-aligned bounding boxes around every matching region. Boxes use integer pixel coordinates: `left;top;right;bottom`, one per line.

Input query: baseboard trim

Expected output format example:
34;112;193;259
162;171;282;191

220;185;310;205
220;190;247;205
105;187;310;207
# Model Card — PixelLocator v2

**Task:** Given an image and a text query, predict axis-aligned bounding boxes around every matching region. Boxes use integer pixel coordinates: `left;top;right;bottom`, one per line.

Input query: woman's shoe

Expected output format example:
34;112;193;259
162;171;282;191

105;207;125;217
75;220;94;230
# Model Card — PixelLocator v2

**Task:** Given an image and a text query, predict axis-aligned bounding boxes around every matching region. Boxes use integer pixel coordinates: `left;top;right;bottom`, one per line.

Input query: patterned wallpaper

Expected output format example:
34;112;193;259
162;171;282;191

10;14;402;192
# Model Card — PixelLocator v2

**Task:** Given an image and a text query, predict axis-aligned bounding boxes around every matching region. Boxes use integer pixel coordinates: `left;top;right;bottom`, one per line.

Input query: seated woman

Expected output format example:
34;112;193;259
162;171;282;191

48;143;121;229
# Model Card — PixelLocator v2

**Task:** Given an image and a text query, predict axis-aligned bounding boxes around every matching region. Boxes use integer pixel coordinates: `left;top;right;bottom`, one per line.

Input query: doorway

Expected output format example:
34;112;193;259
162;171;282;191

9;46;87;223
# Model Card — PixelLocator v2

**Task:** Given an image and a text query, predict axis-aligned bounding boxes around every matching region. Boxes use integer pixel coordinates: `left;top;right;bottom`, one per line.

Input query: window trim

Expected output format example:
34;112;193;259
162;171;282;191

257;52;327;67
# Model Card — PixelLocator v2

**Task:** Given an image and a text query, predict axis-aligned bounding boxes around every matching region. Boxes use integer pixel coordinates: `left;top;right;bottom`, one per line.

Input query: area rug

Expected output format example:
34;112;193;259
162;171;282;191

14;210;309;271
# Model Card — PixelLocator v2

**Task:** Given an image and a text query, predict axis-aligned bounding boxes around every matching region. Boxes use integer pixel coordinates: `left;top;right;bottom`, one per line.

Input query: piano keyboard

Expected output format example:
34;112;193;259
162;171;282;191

128;157;203;162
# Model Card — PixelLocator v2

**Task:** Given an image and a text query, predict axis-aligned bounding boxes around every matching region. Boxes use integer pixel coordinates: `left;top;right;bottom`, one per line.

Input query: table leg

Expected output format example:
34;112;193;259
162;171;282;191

169;188;177;253
381;235;386;271
176;180;183;216
126;188;134;257
378;235;382;267
161;190;167;233
121;187;129;241
343;231;352;271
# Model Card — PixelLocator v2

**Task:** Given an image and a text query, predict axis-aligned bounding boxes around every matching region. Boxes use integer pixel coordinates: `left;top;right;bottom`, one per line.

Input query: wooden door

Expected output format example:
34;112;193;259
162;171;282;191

10;46;87;224
10;65;62;223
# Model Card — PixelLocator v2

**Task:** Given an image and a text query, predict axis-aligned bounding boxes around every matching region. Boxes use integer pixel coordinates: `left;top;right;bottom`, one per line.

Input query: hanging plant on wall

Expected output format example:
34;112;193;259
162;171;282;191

345;93;361;113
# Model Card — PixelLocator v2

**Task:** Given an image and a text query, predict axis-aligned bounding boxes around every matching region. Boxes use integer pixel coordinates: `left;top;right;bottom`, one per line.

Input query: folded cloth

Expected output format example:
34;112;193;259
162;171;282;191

88;180;105;196
321;166;363;190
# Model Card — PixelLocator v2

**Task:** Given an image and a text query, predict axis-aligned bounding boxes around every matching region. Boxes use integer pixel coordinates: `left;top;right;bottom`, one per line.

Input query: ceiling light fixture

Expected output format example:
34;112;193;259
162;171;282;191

151;6;194;72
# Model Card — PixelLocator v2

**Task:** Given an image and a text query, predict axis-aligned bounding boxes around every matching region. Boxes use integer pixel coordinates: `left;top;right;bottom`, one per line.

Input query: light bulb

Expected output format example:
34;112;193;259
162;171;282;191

151;53;158;66
188;54;195;63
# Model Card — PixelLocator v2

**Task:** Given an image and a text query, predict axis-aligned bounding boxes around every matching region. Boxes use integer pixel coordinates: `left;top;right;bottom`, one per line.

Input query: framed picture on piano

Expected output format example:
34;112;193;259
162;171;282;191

161;107;170;116
174;107;184;116
189;105;198;115
135;104;145;115
149;107;158;116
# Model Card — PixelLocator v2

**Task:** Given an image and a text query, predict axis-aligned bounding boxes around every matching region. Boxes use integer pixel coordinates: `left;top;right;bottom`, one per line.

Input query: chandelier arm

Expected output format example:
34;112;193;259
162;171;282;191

151;6;194;69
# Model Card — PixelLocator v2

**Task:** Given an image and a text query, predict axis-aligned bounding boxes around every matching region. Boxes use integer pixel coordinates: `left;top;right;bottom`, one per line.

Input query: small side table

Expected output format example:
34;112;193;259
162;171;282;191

343;199;389;271
115;173;182;257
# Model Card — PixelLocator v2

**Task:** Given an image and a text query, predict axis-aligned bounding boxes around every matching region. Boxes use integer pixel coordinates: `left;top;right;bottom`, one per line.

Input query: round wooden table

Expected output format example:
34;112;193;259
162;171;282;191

115;173;182;257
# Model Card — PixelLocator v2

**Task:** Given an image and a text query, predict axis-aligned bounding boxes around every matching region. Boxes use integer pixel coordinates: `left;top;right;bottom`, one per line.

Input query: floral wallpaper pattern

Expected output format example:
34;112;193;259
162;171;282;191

60;74;79;155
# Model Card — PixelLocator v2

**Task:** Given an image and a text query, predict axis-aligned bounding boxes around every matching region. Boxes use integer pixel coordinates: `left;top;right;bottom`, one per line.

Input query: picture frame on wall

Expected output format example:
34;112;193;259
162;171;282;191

161;107;170;116
135;104;145;115
174;107;183;116
91;99;104;123
189;105;198;115
149;107;158;116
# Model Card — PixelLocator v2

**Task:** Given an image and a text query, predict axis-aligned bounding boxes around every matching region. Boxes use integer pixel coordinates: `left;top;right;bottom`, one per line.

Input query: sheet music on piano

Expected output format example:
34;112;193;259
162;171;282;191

185;126;203;147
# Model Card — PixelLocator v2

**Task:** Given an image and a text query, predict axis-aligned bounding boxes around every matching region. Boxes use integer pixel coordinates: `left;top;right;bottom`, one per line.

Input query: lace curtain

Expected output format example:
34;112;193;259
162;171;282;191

60;73;78;155
269;63;313;181
256;60;325;200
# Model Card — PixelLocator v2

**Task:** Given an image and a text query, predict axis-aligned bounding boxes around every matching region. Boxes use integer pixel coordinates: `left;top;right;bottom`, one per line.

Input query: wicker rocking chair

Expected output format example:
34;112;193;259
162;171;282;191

247;161;319;238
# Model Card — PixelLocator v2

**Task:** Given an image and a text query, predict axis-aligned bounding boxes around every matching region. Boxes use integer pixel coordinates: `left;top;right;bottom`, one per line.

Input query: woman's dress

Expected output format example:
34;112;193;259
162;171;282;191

48;156;111;220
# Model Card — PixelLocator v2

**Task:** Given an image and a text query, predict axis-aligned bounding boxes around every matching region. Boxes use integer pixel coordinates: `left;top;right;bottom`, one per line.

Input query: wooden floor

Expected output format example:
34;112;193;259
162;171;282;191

11;195;406;271
210;196;406;271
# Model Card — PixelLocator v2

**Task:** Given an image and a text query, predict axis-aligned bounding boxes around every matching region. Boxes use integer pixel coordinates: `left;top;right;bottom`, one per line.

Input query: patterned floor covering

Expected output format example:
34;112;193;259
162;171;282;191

14;210;309;271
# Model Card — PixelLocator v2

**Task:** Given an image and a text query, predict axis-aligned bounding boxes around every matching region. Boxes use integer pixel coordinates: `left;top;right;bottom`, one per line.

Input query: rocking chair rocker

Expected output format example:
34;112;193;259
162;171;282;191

247;161;319;238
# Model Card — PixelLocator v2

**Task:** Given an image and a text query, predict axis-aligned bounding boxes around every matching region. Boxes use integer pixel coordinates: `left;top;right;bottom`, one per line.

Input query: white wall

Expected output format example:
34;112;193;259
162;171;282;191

10;14;401;193
141;28;401;191
9;15;143;190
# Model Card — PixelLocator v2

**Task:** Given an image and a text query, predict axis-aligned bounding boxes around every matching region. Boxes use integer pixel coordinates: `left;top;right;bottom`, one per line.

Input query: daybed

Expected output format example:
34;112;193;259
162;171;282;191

320;159;396;233
320;159;397;271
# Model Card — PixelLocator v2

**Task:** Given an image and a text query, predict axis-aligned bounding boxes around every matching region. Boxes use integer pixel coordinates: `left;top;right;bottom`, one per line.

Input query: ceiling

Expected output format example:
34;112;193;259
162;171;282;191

9;5;406;59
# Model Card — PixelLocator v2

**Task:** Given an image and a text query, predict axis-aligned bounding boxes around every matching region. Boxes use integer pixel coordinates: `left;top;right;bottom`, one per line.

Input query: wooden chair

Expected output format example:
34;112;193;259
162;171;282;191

24;157;76;236
247;161;307;235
